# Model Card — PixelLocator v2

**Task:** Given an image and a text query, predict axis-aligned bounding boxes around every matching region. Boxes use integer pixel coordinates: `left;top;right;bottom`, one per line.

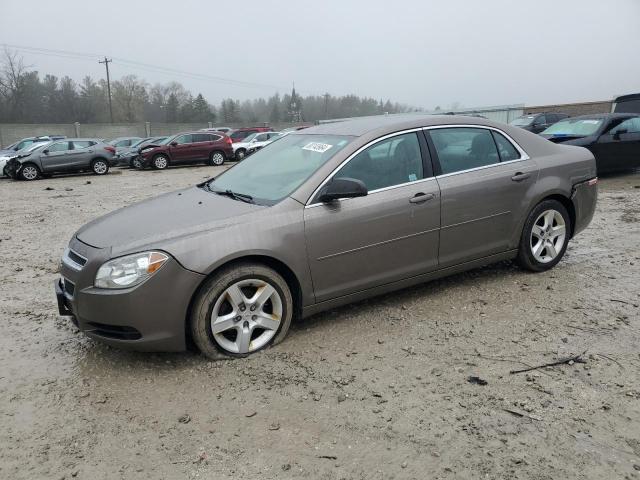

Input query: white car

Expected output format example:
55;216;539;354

0;142;51;177
233;131;282;160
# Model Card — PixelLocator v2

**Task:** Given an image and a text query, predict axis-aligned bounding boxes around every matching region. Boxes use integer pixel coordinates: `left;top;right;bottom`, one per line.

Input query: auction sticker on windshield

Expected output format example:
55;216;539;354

302;142;333;153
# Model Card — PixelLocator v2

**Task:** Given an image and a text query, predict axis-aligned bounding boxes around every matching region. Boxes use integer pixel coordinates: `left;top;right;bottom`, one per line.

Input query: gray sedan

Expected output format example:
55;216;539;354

56;115;597;358
6;139;117;180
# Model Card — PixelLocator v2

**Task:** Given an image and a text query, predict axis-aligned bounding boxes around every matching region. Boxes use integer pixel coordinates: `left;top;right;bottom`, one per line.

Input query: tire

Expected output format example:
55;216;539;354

209;151;225;166
2;165;8;178
517;199;571;272
19;163;40;181
131;157;142;169
235;149;246;161
91;158;109;175
190;263;293;359
152;154;169;170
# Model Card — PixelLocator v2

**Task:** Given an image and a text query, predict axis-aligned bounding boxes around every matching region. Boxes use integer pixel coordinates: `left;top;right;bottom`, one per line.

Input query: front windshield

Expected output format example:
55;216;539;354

206;134;353;204
542;118;603;137
509;115;535;127
17;142;50;156
157;136;175;145
242;133;258;143
131;138;148;147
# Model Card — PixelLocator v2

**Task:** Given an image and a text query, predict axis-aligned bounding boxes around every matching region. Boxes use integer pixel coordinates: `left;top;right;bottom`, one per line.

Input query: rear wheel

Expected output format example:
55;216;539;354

91;158;109;175
210;151;225;166
517;199;570;272
190;263;293;359
152;154;169;170
19;163;40;181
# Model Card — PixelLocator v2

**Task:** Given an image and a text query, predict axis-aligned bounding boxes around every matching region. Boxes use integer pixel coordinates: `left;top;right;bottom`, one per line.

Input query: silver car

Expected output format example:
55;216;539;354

56;115;597;358
6;138;117;180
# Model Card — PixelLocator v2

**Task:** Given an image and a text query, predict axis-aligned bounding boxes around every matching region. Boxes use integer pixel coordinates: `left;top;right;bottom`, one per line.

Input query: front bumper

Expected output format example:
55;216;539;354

56;237;205;352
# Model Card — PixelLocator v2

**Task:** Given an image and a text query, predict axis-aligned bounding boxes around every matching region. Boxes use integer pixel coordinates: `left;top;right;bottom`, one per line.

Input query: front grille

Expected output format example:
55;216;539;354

86;322;142;341
63;278;75;297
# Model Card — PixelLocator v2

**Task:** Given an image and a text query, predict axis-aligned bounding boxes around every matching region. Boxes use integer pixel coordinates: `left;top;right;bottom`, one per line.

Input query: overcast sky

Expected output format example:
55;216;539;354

2;0;639;109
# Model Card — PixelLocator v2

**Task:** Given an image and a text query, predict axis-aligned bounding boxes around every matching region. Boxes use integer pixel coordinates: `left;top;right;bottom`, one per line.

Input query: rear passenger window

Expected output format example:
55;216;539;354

334;132;423;191
72;141;93;149
429;128;499;175
491;131;521;162
193;134;211;142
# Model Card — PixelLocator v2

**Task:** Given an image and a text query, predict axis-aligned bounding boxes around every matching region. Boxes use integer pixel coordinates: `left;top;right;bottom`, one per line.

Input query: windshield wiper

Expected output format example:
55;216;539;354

210;187;255;204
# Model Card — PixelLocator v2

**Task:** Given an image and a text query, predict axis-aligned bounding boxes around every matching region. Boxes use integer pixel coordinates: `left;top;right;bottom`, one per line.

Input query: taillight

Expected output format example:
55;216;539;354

104;146;116;154
225;136;232;145
587;177;598;186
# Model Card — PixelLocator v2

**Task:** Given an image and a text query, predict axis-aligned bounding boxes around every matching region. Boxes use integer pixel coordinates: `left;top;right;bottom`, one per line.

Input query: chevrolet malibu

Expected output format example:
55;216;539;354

56;115;598;359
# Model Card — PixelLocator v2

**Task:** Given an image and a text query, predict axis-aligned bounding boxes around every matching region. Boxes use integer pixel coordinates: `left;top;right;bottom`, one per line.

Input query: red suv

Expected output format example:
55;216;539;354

138;132;234;169
228;127;273;143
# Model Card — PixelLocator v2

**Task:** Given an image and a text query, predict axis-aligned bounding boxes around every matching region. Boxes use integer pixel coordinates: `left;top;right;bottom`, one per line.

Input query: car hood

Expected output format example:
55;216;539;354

542;134;592;145
75;186;266;253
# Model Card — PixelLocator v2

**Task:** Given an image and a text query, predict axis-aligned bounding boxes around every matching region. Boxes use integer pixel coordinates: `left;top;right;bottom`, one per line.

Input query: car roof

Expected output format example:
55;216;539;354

613;93;640;102
292;114;512;138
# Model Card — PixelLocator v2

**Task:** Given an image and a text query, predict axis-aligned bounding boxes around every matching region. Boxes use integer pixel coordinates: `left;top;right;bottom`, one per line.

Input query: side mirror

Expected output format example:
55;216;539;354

170;141;178;147
613;128;628;139
43;149;49;154
318;177;368;203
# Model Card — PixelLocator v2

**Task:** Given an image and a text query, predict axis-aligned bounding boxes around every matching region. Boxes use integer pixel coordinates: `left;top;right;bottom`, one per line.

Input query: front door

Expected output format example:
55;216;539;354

427;127;538;267
592;117;640;172
169;134;195;162
40;141;74;172
304;131;441;302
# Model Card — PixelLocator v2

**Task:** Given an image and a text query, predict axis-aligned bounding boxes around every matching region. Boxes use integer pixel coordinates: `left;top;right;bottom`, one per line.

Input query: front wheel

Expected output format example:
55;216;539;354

152;154;169;170
19;163;40;181
517;199;570;272
91;158;109;175
235;149;246;161
131;157;142;169
210;151;225;166
190;263;293;359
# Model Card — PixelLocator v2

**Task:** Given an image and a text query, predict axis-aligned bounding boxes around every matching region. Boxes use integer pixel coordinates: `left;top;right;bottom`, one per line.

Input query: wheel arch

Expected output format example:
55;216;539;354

184;254;304;349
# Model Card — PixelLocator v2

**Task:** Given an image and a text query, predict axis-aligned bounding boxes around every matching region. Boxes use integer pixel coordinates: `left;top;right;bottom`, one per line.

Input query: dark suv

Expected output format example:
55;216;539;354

228;127;273;143
509;112;569;134
138;132;234;169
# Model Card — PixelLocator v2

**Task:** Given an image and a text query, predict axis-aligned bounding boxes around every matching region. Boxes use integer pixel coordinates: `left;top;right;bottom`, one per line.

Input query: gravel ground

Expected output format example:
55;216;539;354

0;166;639;480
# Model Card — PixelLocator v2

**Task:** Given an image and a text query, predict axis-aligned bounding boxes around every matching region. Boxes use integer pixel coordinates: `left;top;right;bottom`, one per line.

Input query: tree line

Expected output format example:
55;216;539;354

0;50;414;125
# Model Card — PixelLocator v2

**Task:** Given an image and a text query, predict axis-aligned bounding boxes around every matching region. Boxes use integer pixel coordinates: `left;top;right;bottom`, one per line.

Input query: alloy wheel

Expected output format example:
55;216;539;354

154;156;168;169
530;209;566;263
93;160;108;174
212;152;225;166
21;165;39;180
236;150;245;161
210;279;282;354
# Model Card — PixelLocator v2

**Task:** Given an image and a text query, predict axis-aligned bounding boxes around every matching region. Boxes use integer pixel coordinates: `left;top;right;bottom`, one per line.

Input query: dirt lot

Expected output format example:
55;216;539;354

0;166;639;480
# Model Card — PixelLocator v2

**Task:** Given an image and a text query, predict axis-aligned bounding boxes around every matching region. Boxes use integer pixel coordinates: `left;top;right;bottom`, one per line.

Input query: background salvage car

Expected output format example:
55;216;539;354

5;139;117;180
137;132;234;169
56;115;597;359
509;112;569;134
541;113;640;173
233;131;282;160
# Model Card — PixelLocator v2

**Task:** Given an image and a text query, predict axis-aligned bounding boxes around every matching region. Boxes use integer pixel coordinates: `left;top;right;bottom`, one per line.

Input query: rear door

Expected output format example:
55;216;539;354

304;130;441;302
426;126;538;267
192;134;214;160
68;140;96;169
169;134;194;162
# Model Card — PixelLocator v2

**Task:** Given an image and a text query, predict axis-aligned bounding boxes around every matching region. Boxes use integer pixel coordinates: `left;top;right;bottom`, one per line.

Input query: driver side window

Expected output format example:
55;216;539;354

611;117;640;134
334;132;424;191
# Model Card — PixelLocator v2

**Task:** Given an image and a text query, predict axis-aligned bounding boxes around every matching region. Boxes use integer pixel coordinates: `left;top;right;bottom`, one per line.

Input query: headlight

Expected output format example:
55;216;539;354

95;251;169;289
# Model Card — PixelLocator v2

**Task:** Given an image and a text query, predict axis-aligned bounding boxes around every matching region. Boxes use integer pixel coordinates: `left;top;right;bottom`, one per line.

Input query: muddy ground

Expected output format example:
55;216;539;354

0;165;639;480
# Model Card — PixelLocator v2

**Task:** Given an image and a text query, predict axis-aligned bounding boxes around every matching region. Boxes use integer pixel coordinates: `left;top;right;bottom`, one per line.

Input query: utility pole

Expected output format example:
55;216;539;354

99;57;114;123
323;93;330;120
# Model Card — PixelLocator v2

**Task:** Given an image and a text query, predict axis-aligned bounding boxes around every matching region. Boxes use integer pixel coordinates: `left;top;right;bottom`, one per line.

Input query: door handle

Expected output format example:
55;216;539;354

409;192;435;204
511;172;531;182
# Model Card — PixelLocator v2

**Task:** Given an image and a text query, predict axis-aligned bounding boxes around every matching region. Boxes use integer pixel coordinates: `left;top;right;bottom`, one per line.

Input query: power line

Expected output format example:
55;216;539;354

0;43;291;92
